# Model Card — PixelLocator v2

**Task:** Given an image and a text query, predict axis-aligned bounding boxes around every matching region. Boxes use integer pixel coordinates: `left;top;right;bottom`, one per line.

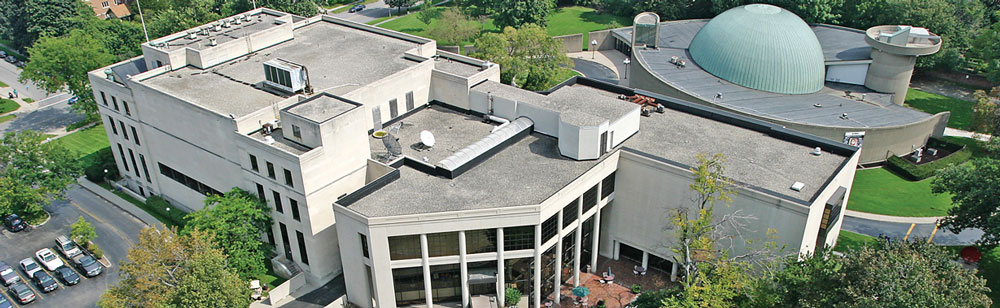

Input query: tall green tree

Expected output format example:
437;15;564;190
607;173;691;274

709;0;844;24
472;24;573;90
99;227;250;308
971;87;1000;135
0;130;81;197
491;0;554;29
70;216;98;244
85;19;146;61
385;0;418;14
145;0;223;38
932;137;1000;248
427;8;481;45
183;188;273;279
973;22;1000;82
0;0;86;51
19;30;116;120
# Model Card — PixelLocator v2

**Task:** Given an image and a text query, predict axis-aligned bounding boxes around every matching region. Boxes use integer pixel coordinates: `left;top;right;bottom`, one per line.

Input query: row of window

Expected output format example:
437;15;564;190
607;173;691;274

248;154;294;188
115;143;151;184
108;115;140;146
278;222;309;265
159;163;222;197
255;183;301;221
100;91;131;117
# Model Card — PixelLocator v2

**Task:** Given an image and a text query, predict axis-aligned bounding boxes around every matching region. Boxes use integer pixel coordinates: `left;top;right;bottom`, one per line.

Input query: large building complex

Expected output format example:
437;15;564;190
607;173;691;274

601;4;946;164
90;7;858;308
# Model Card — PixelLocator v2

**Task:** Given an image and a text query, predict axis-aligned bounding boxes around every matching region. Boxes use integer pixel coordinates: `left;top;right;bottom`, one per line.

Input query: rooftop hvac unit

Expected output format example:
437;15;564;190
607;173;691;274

263;59;311;93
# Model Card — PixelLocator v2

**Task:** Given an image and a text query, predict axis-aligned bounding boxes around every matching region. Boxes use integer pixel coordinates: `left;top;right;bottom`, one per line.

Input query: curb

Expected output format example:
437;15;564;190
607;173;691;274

28;211;52;227
844;209;943;224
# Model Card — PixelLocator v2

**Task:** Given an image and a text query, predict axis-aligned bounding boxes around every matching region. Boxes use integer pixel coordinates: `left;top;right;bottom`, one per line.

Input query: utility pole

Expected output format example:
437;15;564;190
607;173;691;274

136;0;150;42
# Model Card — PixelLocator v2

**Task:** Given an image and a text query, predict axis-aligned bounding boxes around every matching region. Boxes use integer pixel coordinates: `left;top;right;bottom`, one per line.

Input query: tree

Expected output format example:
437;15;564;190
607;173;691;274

708;0;844;24
261;0;321;17
385;0;418;14
932;137;1000;248
417;0;437;24
971;87;1000;135
0;0;85;52
504;287;521;307
86;19;146;61
19;30;116;120
183;188;273;279
99;227;250;308
70;216;98;244
492;0;554;29
0;130;81;200
427;8;481;45
973;22;1000;82
753;242;992;308
145;0;223;39
472;24;573;90
0;178;47;220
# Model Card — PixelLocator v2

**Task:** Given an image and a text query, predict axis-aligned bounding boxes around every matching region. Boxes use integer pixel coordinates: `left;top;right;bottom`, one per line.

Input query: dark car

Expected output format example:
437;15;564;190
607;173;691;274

3;214;27;232
32;271;57;293
0;261;19;286
54;266;80;286
349;4;366;13
73;253;103;277
0;292;11;308
8;282;36;304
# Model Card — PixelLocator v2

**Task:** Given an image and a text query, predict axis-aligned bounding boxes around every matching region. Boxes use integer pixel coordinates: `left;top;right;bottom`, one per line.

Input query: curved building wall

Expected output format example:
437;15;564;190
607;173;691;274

629;50;949;164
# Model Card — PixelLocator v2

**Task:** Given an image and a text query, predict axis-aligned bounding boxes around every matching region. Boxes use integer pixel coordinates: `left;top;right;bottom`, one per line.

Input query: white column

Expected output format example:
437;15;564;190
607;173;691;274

642;252;649;269
671;262;678;282
554;213;563;305
460;231;469;308
497;228;506;308
533;224;542;308
590;206;602;272
421;234;432;308
573;198;583;286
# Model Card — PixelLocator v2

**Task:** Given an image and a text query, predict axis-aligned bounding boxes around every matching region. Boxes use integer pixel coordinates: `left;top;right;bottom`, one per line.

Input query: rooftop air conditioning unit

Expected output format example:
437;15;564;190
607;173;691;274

263;59;309;93
187;32;197;40
233;17;241;25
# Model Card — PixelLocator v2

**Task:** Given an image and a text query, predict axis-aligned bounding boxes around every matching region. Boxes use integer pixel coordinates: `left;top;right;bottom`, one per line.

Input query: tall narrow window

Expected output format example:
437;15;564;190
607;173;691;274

296;230;309;265
128;149;139;177
280;223;293;261
123;101;131;116
360;233;370;258
292;125;301;139
100;92;108;106
140;154;151;183
266;162;275;179
601;171;616;200
389;98;398;118
117;144;129;171
284;169;293;187
119;121;128;140
249;154;259;172
131;126;140;145
405;91;414;111
112;96;119;111
290;199;300;221
273;191;284;213
256;183;266;201
267;227;276;247
108;116;117;135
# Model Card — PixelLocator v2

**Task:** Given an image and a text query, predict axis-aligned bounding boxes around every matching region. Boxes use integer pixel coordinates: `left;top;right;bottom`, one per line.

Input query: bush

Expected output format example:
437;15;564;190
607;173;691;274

84;147;120;182
632;289;678;308
631;284;642;294
87;242;104;259
146;195;188;226
887;138;972;181
71;216;98;244
505;287;521;307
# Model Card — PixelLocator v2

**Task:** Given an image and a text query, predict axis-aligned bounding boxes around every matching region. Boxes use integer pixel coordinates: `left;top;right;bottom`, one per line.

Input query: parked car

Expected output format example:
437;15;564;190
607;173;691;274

54;266;79;286
0;261;19;286
0;51;6;57
32;271;57;293
55;235;82;258
72;253;103;277
0;292;11;308
4;56;14;63
15;61;24;68
3;214;27;232
19;258;41;278
8;282;35;304
35;248;64;271
67;95;80;105
349;4;366;13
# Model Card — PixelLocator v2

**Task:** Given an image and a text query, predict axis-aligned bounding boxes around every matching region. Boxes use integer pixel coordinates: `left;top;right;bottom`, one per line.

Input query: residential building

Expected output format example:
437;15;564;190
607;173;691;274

85;0;132;20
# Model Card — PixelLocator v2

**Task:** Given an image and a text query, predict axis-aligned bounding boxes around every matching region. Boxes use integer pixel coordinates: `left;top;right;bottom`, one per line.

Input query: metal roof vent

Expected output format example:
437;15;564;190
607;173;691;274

209;38;218;46
213;23;222;31
187;31;197;40
232;17;241;25
104;68;114;81
263;135;275;145
811;147;822;156
790;182;805;192
222;20;231;28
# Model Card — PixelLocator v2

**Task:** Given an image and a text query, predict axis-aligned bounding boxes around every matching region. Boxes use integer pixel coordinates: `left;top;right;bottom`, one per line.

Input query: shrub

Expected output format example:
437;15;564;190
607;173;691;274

887;138;972;181
83;147;119;182
631;284;642;294
146;195;188;226
632;288;679;308
88;242;104;259
505;287;521;307
71;216;98;244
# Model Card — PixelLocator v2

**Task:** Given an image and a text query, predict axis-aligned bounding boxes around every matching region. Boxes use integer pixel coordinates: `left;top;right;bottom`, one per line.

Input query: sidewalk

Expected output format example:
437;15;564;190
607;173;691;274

76;177;160;227
943;127;992;141
844;209;943;224
566;50;627;85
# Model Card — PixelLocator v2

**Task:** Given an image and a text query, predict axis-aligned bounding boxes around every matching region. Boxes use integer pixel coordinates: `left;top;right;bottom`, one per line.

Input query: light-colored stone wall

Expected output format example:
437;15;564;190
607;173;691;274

553;33;584;53
588;29;618;51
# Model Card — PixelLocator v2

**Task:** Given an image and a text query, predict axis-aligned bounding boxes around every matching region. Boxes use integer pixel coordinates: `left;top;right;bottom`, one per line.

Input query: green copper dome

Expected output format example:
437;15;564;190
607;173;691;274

688;4;825;95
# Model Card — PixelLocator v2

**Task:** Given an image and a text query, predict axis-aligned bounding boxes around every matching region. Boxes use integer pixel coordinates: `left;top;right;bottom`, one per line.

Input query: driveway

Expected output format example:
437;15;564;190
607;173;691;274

840;215;984;246
572;58;619;85
0;185;147;307
330;1;414;24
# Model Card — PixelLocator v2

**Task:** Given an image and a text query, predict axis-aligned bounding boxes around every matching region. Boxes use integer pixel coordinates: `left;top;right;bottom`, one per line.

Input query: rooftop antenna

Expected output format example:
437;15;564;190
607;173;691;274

135;0;150;42
383;134;403;159
420;131;436;148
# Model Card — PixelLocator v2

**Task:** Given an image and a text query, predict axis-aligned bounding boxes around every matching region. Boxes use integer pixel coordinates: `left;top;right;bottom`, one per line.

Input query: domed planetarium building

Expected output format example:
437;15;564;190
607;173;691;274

607;4;946;164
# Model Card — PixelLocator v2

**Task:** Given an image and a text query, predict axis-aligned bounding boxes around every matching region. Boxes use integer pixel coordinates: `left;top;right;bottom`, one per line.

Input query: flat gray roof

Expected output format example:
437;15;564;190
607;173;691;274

286;94;358;123
159;12;283;51
433;57;482;77
369;105;498;164
143;20;419;117
472;81;636;125
249;128;311;155
349;133;606;217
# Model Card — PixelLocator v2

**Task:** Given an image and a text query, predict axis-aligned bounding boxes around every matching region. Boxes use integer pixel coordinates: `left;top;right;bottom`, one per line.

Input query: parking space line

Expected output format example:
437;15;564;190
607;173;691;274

13;270;43;300
55;253;87;280
70;201;134;245
927;224;940;243
0;288;21;308
903;223;916;241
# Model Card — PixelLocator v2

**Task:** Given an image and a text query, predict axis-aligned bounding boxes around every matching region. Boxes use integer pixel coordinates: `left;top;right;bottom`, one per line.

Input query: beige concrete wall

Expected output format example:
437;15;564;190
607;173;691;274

630;52;949;164
588;29;618;51
343;60;434;130
439;45;460;53
865;49;916;105
553;33;584;53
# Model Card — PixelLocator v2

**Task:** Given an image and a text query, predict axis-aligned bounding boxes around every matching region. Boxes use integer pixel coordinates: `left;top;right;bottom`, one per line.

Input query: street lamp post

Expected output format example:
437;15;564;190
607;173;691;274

591;40;598;59
623;58;630;80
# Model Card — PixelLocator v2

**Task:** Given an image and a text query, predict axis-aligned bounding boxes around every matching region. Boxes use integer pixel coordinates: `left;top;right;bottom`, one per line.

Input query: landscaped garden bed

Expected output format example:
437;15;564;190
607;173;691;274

887;137;971;181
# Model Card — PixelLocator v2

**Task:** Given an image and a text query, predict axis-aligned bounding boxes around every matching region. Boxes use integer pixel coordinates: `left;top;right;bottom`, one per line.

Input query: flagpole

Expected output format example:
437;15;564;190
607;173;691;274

135;0;150;42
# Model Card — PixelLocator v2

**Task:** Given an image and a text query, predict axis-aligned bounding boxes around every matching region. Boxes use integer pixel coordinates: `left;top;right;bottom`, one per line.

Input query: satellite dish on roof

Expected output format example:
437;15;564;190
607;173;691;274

420;131;436;148
383;134;403;157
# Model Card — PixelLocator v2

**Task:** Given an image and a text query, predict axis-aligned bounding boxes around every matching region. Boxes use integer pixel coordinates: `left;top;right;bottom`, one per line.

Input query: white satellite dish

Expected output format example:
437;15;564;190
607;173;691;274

420;130;436;148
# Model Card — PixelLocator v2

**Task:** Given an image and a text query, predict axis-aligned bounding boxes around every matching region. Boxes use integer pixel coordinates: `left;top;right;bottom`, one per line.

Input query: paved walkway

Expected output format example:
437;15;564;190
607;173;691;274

567;50;629;86
944;127;992;141
910;78;981;102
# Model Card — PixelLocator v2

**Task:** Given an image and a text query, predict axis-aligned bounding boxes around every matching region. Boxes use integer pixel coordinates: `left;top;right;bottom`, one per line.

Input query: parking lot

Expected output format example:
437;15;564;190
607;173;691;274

1;185;147;307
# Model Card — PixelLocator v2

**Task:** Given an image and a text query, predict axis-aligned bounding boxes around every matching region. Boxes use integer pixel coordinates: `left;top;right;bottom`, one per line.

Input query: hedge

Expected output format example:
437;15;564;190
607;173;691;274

886;138;972;181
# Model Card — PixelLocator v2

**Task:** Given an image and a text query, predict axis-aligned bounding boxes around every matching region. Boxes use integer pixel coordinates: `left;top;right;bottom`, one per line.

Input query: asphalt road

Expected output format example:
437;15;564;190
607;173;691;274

0;185;147;308
0;61;47;100
841;216;984;246
572;58;619;84
331;1;414;23
0;99;83;135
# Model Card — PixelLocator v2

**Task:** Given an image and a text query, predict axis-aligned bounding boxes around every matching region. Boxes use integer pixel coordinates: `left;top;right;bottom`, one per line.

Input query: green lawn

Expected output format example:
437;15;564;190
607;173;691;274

50;124;110;160
982;247;1000;308
0;114;14;124
22;98;33;103
905;89;976;131
846;167;955;217
0;98;20;114
0;81;7;87
833;230;879;253
379;6;630;47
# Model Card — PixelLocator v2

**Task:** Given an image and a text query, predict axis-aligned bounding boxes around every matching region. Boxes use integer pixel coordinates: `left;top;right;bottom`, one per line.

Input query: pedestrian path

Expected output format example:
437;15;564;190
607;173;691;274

844;209;942;224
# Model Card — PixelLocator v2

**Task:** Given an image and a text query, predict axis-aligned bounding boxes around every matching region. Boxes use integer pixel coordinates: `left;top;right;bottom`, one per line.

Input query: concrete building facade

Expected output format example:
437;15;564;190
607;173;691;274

91;8;858;308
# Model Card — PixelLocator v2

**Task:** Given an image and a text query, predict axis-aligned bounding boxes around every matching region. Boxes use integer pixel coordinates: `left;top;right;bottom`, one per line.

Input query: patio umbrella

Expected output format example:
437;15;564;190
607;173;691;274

961;246;982;263
572;286;590;298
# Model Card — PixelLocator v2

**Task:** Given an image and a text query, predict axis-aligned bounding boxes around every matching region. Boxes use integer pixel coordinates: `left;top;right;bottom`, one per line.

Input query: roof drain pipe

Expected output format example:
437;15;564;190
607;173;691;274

489;115;510;133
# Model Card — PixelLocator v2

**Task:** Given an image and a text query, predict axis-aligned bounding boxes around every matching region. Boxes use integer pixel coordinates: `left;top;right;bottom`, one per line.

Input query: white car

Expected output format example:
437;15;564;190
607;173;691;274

34;248;64;271
19;258;41;278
